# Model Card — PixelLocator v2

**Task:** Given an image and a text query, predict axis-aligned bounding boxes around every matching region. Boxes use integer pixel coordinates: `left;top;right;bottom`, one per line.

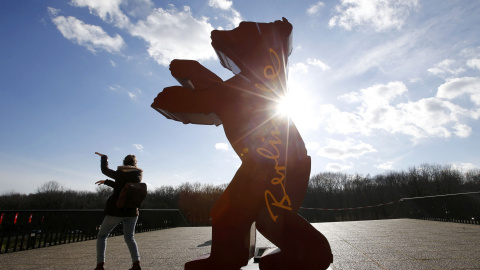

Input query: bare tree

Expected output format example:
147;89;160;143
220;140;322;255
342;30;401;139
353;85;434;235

35;181;64;194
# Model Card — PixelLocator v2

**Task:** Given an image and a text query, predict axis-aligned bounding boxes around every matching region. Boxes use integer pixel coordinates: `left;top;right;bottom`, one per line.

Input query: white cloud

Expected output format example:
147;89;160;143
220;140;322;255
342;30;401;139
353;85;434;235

50;13;125;54
472;94;480;107
307;58;330;71
409;77;422;83
375;161;394;170
427;59;466;77
215;143;229;151
317;138;377;160
453;124;472;138
391;97;471;138
451;162;478;173
128;92;137;99
58;2;220;66
110;60;116;67
339;81;407;107
208;0;232;10
322;81;479;139
319;104;368;135
70;0;131;29
467;58;480;70
336;82;408;134
289;62;309;74
122;0;155;19
109;84;141;100
325;163;353;172
437;77;480;105
208;0;242;28
305;142;320;151
290;58;330;74
48;7;60;16
307;2;325;15
334;26;429;78
329;0;419;31
129;6;216;66
133;144;144;152
128;88;143;100
109;84;122;91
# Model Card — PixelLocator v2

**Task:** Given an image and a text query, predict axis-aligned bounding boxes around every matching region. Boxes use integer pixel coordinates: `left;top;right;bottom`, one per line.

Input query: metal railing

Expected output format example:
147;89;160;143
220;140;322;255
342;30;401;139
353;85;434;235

299;191;480;224
0;209;189;254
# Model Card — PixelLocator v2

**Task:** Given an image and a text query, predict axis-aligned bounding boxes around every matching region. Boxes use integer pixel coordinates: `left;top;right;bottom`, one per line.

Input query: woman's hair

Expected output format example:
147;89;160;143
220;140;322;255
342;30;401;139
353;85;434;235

123;155;137;166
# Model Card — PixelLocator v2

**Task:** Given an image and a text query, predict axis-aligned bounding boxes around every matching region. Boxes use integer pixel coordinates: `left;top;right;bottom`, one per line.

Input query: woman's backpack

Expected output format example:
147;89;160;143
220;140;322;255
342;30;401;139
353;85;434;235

116;182;148;209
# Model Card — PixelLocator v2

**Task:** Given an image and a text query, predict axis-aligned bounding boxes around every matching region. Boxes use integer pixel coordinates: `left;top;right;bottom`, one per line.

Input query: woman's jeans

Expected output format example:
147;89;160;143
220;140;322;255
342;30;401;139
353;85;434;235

97;215;140;263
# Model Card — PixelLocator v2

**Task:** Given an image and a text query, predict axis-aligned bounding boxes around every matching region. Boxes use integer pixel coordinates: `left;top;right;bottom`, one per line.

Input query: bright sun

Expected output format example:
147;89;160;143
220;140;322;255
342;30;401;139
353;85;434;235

275;87;317;131
277;95;295;117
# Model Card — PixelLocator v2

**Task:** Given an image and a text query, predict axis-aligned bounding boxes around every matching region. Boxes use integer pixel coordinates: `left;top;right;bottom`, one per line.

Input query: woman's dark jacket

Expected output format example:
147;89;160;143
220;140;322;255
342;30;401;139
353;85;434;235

100;155;143;217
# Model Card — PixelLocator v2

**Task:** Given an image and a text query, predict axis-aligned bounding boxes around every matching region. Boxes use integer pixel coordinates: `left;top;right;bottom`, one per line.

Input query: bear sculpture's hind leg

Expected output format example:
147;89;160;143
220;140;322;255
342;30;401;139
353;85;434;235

257;211;333;270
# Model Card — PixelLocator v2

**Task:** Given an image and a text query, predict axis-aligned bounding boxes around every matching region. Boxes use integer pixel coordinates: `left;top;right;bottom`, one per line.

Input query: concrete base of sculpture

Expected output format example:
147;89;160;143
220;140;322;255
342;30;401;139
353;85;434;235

241;248;334;270
241;248;278;269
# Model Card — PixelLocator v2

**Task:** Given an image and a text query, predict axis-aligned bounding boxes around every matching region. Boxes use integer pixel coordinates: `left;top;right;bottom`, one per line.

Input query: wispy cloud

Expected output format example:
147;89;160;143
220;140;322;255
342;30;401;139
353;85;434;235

437;77;480;106
375;161;394;170
329;0;419;31
215;143;229;151
450;162;478;173
320;80;479;139
130;5;216;66
132;144;144;152
50;2;220;66
307;58;330;71
128;92;137;99
317;138;377;160
427;59;466;77
109;84;122;91
290;58;330;74
109;84;141;100
209;0;232;10
339;81;407;107
467;58;480;70
325;162;353;172
48;7;125;54
305;141;320;151
69;0;131;29
307;2;325;15
289;63;309;74
208;0;242;28
334;25;430;78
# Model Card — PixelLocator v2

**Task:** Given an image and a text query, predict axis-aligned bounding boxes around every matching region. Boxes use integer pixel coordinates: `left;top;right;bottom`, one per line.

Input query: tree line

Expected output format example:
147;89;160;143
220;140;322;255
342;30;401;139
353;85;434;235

1;163;479;225
303;163;480;210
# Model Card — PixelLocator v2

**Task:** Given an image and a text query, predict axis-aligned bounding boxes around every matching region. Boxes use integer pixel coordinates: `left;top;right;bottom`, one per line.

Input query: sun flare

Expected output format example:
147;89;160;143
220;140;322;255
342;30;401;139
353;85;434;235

275;87;317;131
277;96;295;117
276;91;309;120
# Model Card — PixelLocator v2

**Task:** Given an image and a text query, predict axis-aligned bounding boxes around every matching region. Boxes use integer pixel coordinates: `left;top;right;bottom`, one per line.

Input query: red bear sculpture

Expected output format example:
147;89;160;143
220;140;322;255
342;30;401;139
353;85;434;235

152;18;333;270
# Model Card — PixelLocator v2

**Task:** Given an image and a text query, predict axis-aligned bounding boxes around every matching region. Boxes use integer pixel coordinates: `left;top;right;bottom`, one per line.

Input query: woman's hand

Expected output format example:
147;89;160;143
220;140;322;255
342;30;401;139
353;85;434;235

95;180;106;185
95;152;105;156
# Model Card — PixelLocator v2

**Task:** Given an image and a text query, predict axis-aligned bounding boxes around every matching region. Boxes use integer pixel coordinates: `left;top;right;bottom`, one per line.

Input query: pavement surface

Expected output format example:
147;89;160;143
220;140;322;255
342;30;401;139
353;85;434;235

0;219;479;270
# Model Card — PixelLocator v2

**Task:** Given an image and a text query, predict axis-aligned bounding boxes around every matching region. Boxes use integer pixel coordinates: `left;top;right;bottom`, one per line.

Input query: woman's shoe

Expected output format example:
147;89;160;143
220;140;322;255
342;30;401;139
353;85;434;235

129;260;141;270
94;262;105;270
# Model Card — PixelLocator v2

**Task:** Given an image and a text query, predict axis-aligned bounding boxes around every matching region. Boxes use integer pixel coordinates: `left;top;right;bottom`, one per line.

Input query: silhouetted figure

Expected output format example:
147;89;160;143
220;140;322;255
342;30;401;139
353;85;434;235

94;152;142;270
152;18;332;270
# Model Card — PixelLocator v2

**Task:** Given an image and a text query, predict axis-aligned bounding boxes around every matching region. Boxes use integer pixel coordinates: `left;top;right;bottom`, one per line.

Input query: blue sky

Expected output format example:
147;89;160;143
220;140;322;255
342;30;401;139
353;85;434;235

1;0;480;194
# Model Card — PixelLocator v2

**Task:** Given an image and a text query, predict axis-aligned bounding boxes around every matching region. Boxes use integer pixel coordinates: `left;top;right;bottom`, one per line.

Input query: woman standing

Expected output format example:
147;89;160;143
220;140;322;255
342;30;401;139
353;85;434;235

94;152;142;270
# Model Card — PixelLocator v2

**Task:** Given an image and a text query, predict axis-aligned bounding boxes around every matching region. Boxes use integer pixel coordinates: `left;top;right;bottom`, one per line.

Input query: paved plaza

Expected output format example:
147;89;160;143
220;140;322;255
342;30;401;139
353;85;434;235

1;219;479;269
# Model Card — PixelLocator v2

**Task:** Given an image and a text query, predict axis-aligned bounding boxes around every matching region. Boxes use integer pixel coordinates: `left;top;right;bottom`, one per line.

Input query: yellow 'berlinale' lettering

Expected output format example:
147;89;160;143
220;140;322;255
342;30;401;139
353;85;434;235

255;49;291;221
